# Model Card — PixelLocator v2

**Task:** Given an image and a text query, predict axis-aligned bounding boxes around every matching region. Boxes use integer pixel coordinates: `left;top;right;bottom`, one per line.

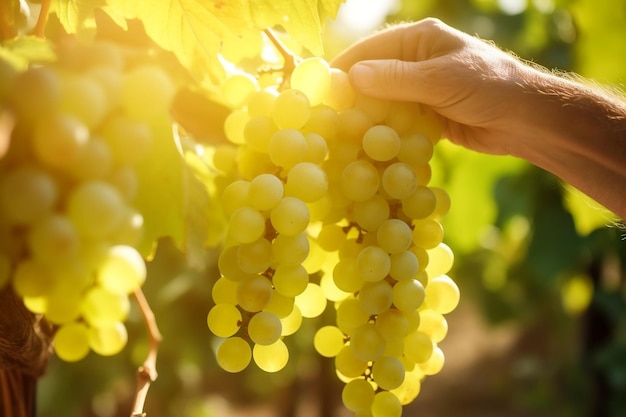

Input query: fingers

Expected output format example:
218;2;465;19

331;18;462;71
347;57;450;106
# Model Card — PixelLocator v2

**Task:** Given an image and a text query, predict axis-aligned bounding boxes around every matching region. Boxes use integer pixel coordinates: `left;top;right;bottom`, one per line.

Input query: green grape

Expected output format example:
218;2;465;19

247;89;277;117
372;356;405;390
425;243;454;277
207;303;242;338
316;224;346;252
404;331;433;364
284;162;329;203
88;322;128;356
355;94;390;123
359;280;393;315
420;345;445;375
335;345;368;378
89;67;122;109
60;75;109;128
109;207;144;247
349;323;385;362
391;367;423;405
0;58;17;101
253;339;289;372
341;160;380;202
303;105;339;141
362;125;401;161
248;311;282;345
237;274;272;312
270;197;310;237
81;285;130;326
375;308;409;341
353;195;390;232
272;263;308;297
10;66;61;122
333;258;363;293
216;337;252;373
220;179;250;216
356;245;390;282
411;219;443;249
342;378;375;413
218;245;255;282
392;279;425;313
32;113;89;169
43;289;82;324
280;305;302;336
336;298;369;334
244;115;277;153
303;132;328;163
221;73;258;108
54;322;90;362
0;166;58;225
417;309;448;343
321;272;350;302
101;116;153;166
371;391;402;417
385;102;420;136
67;180;125;239
271;232;309;264
290;57;331;106
272;89;310;129
12;259;54;298
323;68;356;111
401;186;436;219
211;277;239;305
248;173;283;211
27;214;80;265
389;250;419;281
121;65;175;122
268;128;307;169
294;283;327;318
428;189;450;220
211;145;238;174
97;245;146;294
338;108;373;144
228;206;265;244
398;133;434;165
263;291;294;318
424;275;460;314
236;146;274;180
236;238;272;274
314;325;345;358
224;109;249;145
376;219;413;255
68;137;113;180
382;162;418;200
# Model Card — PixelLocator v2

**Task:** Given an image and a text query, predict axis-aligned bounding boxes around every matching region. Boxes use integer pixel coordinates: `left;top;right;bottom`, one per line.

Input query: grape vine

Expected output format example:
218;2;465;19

0;2;459;417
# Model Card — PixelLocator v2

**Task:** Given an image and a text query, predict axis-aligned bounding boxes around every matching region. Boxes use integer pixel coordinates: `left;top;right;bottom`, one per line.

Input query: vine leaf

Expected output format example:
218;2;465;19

50;0;345;84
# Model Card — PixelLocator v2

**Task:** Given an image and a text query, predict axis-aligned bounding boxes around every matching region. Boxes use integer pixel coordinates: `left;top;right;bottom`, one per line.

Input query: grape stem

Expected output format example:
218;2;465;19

32;0;50;38
262;28;300;86
130;288;162;417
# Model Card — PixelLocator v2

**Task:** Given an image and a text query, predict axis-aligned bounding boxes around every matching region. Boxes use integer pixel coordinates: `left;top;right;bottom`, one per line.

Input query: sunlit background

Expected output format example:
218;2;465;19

36;0;626;416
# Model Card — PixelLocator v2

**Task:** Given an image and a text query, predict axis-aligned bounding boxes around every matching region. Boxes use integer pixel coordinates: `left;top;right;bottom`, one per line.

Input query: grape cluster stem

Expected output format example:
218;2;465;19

130;289;162;417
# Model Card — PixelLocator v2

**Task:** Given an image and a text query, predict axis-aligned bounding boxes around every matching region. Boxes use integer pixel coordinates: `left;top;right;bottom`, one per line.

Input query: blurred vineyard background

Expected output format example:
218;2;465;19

36;0;626;416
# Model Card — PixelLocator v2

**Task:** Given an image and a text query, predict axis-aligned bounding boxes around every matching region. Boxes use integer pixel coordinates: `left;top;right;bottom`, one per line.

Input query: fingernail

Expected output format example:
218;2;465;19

350;64;374;89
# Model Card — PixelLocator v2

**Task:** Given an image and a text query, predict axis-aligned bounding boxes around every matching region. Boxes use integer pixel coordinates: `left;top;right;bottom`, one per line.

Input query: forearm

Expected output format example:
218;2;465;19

512;67;626;218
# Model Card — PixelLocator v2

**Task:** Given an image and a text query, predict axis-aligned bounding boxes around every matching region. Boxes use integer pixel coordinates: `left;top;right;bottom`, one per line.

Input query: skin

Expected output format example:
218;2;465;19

332;18;626;219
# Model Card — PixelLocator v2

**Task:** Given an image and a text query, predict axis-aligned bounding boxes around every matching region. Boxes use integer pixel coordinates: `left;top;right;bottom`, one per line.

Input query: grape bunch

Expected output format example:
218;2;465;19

0;41;174;362
209;56;459;416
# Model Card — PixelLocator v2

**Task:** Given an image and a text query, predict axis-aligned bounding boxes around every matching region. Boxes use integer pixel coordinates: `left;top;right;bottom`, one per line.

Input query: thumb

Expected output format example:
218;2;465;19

349;60;435;105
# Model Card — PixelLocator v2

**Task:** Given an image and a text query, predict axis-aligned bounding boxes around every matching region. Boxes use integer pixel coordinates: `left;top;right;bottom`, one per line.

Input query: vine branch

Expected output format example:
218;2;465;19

130;288;162;417
262;28;300;87
32;0;51;38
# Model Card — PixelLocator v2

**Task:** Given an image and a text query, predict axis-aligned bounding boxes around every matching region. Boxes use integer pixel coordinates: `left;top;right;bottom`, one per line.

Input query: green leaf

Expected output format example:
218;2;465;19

50;0;105;35
133;120;213;263
0;36;55;68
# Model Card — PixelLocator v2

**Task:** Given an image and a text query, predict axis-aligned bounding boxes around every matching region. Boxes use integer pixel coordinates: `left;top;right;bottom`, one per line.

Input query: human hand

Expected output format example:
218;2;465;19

332;18;539;157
